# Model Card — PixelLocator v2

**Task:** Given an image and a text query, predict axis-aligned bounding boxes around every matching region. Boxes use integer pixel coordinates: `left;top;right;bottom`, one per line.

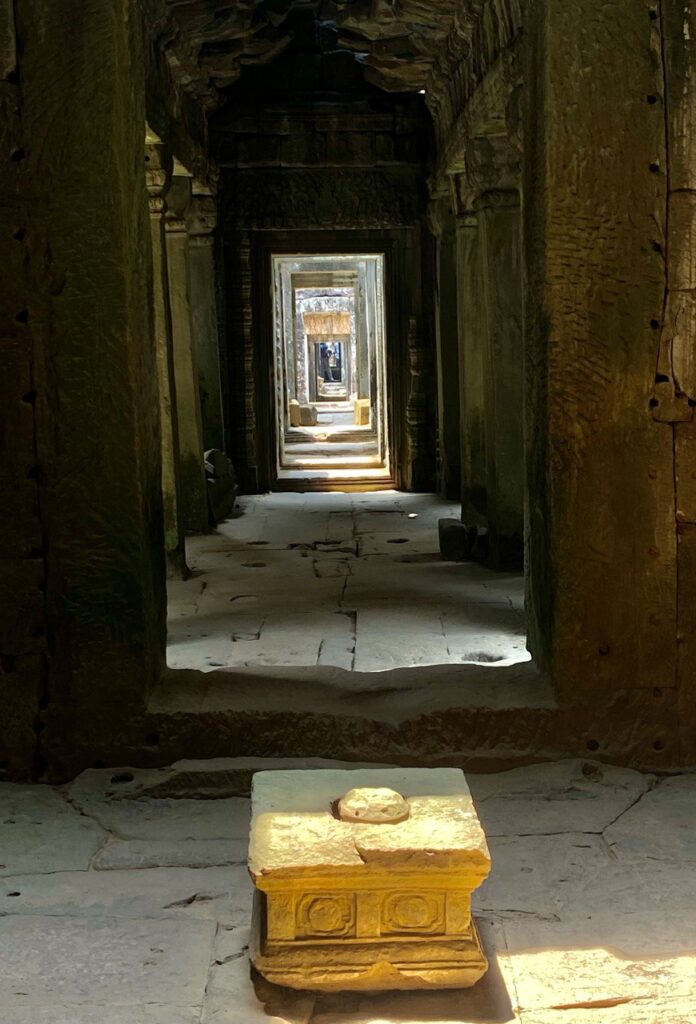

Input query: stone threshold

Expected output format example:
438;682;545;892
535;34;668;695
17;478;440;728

42;659;679;782
135;661;679;775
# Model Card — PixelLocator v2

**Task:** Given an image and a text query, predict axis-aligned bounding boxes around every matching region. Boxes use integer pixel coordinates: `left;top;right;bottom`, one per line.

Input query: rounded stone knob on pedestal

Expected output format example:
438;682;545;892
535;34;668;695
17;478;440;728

337;787;410;824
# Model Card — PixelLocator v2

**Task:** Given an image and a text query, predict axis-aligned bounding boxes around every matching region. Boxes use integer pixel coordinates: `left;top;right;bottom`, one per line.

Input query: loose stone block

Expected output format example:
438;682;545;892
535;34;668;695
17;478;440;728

438;517;475;562
299;403;318;426
248;767;491;991
354;399;370;425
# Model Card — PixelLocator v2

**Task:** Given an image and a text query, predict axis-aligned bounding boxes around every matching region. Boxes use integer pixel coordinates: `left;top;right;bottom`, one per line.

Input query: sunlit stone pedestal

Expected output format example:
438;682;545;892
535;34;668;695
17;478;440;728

248;768;491;991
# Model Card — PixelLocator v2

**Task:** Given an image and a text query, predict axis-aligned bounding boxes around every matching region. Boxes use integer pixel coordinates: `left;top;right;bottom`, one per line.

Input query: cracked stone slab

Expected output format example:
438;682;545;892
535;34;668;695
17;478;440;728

93;837;248;870
64;772;250;840
0;784;105;876
203;950;315;1024
0;865;252;924
0;915;215;1007
604;776;696;863
69;758;397;800
474;833;613;918
501;915;696;1015
468;760;652;837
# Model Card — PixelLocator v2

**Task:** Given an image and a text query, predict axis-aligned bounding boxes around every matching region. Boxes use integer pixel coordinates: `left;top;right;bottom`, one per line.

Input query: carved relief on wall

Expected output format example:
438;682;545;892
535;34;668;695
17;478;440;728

224;168;423;231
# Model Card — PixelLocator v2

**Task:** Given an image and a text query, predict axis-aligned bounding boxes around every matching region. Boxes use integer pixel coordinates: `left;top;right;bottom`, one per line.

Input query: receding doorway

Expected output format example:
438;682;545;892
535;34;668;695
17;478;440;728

272;254;391;486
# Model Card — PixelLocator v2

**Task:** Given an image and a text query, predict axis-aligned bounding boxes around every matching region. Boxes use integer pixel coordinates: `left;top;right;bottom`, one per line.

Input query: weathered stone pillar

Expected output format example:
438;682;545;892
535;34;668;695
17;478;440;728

165;174;209;533
188;187;226;452
429;198;461;500
523;0;677;708
145;136;186;575
475;188;524;569
6;0;166;777
453;205;488;531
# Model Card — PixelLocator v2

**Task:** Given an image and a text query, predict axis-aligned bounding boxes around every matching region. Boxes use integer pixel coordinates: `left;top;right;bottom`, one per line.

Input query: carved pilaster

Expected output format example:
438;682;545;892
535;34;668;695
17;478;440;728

145;136;186;575
405;317;433;491
188;192;217;246
187;190;226;453
145;139;173;217
164;173;209;533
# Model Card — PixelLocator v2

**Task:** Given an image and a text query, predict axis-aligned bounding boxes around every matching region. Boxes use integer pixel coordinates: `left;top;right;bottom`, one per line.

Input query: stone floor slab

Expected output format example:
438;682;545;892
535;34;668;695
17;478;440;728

0;864;252;923
469;760;651;837
474;833;613;918
0;914;215;1007
0;784;105;876
65;773;250;840
519;999;695;1023
2;1007;201;1024
93;837;248;870
168;493;528;674
202;952;315;1024
604;775;696;863
501;919;696;1015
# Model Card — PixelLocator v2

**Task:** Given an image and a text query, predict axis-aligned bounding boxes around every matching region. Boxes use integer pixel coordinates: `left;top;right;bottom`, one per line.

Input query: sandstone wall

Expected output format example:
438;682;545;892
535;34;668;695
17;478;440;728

1;0;167;778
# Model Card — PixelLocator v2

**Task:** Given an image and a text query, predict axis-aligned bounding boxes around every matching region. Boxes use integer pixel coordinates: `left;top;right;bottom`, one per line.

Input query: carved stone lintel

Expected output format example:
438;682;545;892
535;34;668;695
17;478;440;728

225;167;422;231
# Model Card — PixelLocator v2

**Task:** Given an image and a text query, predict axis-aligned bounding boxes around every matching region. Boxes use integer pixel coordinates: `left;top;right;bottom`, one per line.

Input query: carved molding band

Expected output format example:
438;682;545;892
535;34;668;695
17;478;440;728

223;168;424;231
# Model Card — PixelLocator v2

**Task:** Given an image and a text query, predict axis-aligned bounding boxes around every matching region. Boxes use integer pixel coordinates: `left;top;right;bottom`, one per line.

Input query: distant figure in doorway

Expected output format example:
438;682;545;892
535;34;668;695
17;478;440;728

319;343;331;382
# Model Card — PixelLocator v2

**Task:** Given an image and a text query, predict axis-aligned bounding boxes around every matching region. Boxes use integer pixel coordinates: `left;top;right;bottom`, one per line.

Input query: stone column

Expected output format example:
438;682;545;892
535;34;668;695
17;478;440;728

429;198;461;500
165;175;209;534
8;0;166;777
145;137;186;576
475;188;524;569
453;205;488;532
523;0;676;707
188;188;226;452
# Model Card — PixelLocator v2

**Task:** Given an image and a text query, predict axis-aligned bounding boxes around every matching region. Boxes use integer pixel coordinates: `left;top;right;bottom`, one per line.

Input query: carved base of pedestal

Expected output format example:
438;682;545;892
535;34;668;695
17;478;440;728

250;891;488;992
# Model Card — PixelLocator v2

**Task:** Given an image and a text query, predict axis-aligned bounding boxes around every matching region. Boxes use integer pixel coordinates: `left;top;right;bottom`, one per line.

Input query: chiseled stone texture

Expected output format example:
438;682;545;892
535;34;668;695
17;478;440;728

0;759;695;1023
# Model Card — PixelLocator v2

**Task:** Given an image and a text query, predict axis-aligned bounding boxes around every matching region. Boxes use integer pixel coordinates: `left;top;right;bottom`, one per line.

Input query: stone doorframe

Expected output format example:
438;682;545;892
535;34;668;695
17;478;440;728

225;229;422;493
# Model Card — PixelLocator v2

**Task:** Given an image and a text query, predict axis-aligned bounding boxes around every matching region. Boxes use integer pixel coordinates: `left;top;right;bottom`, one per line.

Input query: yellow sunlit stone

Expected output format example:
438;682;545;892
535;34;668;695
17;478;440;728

248;768;491;991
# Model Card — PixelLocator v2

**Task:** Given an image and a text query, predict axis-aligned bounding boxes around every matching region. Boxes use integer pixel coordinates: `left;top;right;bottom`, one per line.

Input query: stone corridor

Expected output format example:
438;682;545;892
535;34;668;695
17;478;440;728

167;493;528;674
2;759;695;1023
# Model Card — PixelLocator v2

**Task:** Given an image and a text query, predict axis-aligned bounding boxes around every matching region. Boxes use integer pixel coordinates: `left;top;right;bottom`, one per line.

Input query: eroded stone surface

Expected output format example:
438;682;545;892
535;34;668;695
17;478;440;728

469;760;651;837
65;771;250;840
337;786;410;824
93;837;248;870
249;768;490;991
0;865;252;924
474;833;613;919
604;776;696;863
0;784;105;876
0;915;215;1007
